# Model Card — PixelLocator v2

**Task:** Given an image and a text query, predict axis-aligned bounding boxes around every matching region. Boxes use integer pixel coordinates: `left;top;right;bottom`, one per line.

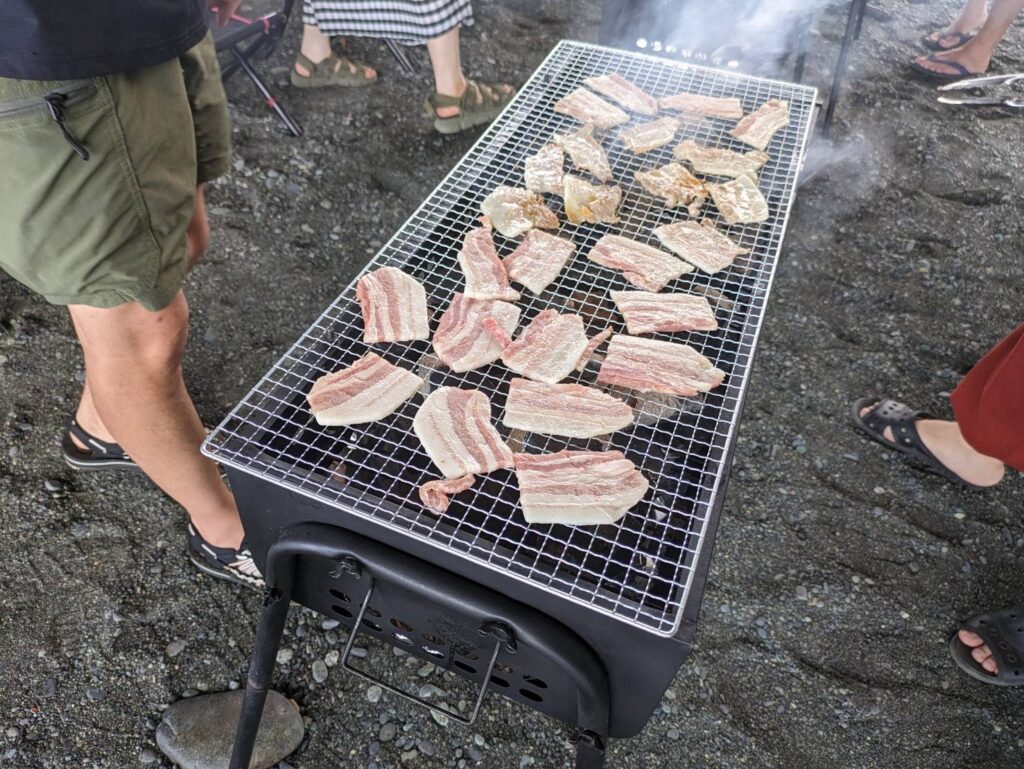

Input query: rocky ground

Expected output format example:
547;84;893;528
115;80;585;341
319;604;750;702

2;1;1024;767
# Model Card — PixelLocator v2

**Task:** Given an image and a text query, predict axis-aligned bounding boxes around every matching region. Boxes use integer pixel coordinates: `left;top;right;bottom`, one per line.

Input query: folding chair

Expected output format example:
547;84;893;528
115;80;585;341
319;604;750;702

212;1;304;137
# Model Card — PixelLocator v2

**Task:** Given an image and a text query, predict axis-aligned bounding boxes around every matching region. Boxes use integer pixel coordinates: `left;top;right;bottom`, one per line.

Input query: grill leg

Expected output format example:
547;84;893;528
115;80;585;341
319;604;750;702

573;730;607;769
821;0;868;137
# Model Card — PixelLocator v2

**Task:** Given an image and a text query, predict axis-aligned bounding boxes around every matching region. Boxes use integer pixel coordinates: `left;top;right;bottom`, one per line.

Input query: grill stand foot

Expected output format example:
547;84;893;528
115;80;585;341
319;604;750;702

573;729;608;769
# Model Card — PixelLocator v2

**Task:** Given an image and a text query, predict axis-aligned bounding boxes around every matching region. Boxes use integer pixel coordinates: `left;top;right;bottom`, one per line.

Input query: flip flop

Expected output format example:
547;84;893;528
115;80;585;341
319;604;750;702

849;398;985;490
949;603;1024;686
61;416;140;472
921;30;976;52
909;55;985;83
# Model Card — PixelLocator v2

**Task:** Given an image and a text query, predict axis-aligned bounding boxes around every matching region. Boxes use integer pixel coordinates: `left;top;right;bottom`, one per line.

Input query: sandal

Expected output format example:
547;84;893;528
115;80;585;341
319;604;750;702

61;417;140;473
909;54;985;83
290;52;377;89
950;603;1024;686
424;78;516;135
921;29;977;52
849;398;985;490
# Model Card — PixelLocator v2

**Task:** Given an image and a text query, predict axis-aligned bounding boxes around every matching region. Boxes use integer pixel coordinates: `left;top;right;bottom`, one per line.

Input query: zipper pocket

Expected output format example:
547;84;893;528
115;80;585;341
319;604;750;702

0;82;95;160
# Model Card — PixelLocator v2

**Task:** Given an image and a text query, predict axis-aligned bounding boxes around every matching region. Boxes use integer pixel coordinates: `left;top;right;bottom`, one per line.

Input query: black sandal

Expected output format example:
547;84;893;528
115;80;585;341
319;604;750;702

850;398;984;490
61;417;140;472
950;603;1024;686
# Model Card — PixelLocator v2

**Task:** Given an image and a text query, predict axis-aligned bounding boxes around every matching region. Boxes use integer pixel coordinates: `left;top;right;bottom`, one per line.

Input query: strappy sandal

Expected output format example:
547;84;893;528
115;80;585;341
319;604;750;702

61;417;139;473
950;603;1024;686
424;78;516;135
850;398;985;490
909;54;985;82
290;52;377;89
921;29;978;52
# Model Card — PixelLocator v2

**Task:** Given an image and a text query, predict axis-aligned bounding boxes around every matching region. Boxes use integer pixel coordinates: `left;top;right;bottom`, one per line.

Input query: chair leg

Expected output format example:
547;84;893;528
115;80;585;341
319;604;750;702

573;730;607;769
822;0;867;137
229;46;304;137
384;39;417;75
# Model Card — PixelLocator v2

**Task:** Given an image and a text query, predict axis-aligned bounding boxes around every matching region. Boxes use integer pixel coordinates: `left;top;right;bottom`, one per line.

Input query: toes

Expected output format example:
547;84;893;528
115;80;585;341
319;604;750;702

958;629;985;647
858;401;880;419
982;654;998;674
971;645;989;664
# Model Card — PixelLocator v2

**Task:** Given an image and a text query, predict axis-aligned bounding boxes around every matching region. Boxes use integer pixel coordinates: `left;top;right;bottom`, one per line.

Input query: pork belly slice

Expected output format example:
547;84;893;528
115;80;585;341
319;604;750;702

487;309;589;384
583;73;658;116
413;387;513;479
514;450;650;526
419;474;476;513
502;230;576;295
458;223;520;301
575;326;614;372
729;99;789;151
673;139;769;180
357;266;430;344
480;186;559;239
635;163;708;216
433;293;521;372
553;124;612;182
587;234;693;292
597;335;726;396
307;353;424;426
563;175;622;226
658;93;744;119
524;143;565;195
611;290;718;335
504;378;634;439
654;220;748;274
708;174;769;225
620;117;680;154
553;88;629;130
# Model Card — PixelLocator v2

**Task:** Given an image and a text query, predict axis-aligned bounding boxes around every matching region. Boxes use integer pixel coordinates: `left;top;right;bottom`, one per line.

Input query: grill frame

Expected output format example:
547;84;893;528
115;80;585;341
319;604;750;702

203;40;817;638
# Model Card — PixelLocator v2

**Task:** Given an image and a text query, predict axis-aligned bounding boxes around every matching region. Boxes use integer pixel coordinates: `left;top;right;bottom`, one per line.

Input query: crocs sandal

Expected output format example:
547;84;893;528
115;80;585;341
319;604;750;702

61;417;140;473
909;55;985;82
290;52;377;89
921;29;977;52
424;78;516;135
850;398;985;490
950;603;1024;686
186;522;264;590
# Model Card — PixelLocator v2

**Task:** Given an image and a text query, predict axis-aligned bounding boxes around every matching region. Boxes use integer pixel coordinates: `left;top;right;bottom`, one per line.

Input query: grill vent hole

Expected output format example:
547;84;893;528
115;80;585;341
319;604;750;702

519;688;544;703
495;663;514;675
332;604;353;619
362;619;382;632
489;675;509;688
329;590;351;603
422;632;444;645
422;646;446;659
522;675;548;689
392;632;414;646
390;618;415;632
365;606;382;618
453;660;476;674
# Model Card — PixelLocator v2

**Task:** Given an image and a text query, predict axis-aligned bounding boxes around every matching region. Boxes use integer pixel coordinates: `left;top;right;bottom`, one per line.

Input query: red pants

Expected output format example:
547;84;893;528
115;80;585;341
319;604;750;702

951;322;1024;472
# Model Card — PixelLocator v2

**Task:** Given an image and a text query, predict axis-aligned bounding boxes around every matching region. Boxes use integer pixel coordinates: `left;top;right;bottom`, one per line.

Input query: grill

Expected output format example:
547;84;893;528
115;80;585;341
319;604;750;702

212;41;816;768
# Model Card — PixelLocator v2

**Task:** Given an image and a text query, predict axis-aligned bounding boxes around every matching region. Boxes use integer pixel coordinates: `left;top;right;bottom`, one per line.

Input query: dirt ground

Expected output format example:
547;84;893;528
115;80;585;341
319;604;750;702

2;1;1023;767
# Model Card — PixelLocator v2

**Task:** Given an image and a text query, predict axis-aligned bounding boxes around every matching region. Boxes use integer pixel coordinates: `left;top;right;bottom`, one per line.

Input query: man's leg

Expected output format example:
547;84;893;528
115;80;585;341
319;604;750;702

68;291;245;550
917;0;1024;74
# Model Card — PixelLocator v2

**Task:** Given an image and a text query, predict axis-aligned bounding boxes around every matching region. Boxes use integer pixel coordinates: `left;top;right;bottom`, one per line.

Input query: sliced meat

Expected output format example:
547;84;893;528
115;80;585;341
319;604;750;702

553;124;612;182
563;174;622;225
419;474;476;513
458;223;520;301
583;73;658;115
514;450;650;525
480;186;559;238
524;143;565;195
504;378;634;439
620;117;680;154
729;98;789;151
586;234;693;292
658;93;743;119
575;326;614;372
708;175;769;224
494;309;589;384
553;87;629;130
635;163;708;216
673;139;769;179
433;293;521;372
413;387;514;479
597;334;726;396
502;230;576;295
654;220;748;274
610;290;718;335
307;353;424;426
357;266;430;343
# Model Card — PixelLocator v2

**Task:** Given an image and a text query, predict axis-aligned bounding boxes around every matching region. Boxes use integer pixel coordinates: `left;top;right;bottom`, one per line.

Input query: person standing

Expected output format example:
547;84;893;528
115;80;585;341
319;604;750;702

913;0;1024;80
0;0;262;587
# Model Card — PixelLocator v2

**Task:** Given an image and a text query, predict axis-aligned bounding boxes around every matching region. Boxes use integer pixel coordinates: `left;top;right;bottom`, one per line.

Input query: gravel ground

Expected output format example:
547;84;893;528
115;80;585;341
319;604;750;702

2;1;1023;767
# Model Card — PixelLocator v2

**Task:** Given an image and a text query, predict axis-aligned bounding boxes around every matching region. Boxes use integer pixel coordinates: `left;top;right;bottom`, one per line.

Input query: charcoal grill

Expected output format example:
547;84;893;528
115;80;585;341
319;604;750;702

208;41;816;768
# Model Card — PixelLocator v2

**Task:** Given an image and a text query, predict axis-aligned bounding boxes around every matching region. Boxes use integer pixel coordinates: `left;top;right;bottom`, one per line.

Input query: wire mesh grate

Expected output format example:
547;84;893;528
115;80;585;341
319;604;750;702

203;41;817;636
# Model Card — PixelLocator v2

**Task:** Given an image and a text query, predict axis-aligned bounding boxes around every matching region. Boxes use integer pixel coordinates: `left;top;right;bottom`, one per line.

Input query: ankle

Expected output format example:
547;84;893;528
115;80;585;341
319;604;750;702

436;74;467;98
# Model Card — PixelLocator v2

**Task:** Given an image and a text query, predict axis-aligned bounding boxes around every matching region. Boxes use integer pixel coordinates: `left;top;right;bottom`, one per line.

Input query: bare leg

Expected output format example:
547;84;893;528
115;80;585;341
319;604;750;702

295;24;376;79
926;0;989;47
68;292;245;549
917;0;1024;74
425;26;511;118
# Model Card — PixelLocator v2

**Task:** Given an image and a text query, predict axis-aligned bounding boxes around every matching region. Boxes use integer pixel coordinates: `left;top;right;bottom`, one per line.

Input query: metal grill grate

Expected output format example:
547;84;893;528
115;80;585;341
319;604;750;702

203;41;817;636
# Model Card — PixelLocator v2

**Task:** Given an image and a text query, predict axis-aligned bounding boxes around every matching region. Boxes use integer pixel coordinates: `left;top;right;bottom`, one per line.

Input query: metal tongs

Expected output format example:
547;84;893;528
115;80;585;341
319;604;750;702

938;73;1024;108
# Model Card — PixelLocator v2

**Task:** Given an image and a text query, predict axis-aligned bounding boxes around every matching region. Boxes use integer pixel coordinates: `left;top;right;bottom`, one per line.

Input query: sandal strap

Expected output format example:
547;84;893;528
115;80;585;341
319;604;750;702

67;417;126;458
961;604;1024;683
427;92;463;109
861;398;931;441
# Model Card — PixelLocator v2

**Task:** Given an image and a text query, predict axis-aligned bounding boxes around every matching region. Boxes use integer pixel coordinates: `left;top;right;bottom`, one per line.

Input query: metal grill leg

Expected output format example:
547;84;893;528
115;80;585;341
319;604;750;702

573;730;607;769
822;0;868;137
229;46;304;137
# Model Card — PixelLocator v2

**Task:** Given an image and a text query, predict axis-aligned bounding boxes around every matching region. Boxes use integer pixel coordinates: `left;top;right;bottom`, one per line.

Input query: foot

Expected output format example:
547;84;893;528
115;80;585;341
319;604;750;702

958;629;998;675
293;50;376;83
186;522;264;589
913;44;991;77
434;76;513;118
70;409;117;452
857;403;1005;487
924;5;987;50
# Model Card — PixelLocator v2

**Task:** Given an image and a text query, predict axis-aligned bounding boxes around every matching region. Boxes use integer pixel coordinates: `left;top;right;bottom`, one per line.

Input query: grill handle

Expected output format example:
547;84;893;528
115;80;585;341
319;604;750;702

339;570;506;726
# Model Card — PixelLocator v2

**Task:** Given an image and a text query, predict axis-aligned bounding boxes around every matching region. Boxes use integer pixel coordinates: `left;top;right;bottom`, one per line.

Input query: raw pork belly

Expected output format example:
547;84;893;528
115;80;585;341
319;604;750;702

419;474;476;513
480;186;559;238
620;117;680;154
597;335;726;396
413;387;514;479
611;291;718;335
489;309;589;384
586;234;692;292
553;88;629;130
654;220;748;274
433;293;521;372
583;73;658;115
503;378;634;439
458;224;520;301
563;175;622;225
553;124;612;182
575;326;614;372
729;99;789;151
307;353;424;426
673;139;768;180
658;93;744;119
502;230;576;295
357;266;430;343
635;163;708;215
708;175;769;224
514;450;650;525
524;143;565;195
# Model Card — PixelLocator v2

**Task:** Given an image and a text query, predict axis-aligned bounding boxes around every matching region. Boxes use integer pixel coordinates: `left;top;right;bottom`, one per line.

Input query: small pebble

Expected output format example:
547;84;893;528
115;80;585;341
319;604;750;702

41;678;57;698
312;660;329;684
379;722;397;742
165;640;186;658
667;728;680;740
367;685;383;703
795;586;808;601
418;740;436;757
430;710;449;727
86;687;105;702
350;647;368;659
466;746;484;762
44;478;64;493
321;619;340;631
400;749;419;762
324;650;340;668
5;727;20;741
276;648;294;664
139;748;157;764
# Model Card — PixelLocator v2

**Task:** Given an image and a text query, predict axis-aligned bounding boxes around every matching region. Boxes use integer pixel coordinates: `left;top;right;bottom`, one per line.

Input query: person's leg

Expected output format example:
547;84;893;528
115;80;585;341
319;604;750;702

917;0;1024;74
425;26;511;118
925;0;989;47
294;24;376;80
68;291;245;550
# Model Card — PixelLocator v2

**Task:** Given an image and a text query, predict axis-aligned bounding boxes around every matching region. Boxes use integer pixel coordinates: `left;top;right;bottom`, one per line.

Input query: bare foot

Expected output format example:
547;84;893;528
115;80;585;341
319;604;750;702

434;77;513;118
958;629;998;675
914;43;991;76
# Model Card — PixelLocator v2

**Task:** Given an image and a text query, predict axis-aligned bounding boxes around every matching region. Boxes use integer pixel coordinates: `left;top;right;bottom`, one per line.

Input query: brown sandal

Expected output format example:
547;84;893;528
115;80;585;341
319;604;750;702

291;52;377;89
424;78;516;135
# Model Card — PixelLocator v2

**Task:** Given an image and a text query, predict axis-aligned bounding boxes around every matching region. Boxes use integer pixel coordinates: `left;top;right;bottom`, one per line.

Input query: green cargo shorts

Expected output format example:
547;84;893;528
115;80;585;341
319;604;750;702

0;32;230;311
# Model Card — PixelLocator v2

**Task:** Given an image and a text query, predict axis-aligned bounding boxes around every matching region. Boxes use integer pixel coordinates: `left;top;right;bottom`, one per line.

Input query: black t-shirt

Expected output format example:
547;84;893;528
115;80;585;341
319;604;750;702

0;1;209;80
